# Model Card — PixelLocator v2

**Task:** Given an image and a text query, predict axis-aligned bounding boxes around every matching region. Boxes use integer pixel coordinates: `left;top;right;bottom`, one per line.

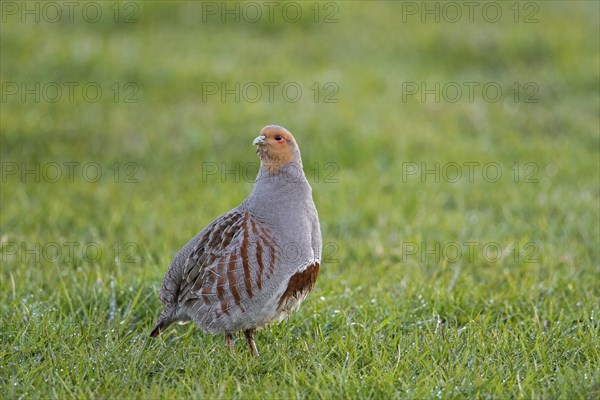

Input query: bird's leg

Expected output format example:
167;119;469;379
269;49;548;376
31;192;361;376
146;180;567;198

244;329;259;357
225;333;234;354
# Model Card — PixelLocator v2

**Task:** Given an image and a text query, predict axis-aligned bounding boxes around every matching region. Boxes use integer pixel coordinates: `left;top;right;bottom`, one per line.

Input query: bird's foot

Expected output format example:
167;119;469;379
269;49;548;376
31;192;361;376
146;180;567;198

244;329;260;357
225;333;235;355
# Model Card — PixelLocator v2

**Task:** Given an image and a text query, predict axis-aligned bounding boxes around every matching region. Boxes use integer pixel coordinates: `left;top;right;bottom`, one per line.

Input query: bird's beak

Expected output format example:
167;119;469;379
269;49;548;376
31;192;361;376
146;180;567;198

253;135;267;145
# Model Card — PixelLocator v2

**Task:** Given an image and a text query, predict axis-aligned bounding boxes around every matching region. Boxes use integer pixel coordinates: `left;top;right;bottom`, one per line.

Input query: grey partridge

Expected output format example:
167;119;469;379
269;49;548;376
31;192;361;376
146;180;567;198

151;125;322;356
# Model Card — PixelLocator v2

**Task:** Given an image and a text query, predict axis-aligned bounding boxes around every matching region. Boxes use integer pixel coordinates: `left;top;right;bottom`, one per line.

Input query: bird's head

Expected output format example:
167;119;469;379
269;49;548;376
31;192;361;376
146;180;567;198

253;125;302;174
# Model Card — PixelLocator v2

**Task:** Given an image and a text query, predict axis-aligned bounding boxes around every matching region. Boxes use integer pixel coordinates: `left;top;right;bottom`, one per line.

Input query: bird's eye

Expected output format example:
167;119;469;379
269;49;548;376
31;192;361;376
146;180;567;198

274;135;283;141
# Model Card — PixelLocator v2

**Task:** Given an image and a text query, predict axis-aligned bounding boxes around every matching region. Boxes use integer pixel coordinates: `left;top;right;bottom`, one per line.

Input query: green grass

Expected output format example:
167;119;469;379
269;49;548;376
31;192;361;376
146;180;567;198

1;1;599;398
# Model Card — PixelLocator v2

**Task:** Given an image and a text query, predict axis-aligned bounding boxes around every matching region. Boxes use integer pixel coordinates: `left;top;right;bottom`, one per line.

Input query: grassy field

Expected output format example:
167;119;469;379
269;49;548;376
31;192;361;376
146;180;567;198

1;1;599;398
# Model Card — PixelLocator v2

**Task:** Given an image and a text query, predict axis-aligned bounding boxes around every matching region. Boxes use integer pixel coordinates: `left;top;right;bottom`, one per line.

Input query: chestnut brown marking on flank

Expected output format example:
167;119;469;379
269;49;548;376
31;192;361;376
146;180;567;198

192;276;202;292
278;262;320;308
221;227;235;248
202;292;211;305
200;283;214;305
177;211;249;307
199;270;213;295
208;212;241;250
255;242;264;289
191;258;210;291
220;299;230;316
261;225;271;238
207;227;221;249
216;265;226;301
227;253;243;310
250;219;264;289
241;213;253;298
268;244;276;276
250;217;259;235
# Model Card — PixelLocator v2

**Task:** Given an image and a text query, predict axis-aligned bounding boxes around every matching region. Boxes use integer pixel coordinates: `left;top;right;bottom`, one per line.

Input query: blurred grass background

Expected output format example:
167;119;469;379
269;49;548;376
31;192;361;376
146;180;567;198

1;1;599;398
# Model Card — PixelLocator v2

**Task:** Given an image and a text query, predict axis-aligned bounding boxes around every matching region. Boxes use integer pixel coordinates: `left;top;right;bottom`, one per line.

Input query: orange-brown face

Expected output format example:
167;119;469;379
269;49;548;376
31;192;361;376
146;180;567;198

253;125;297;171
